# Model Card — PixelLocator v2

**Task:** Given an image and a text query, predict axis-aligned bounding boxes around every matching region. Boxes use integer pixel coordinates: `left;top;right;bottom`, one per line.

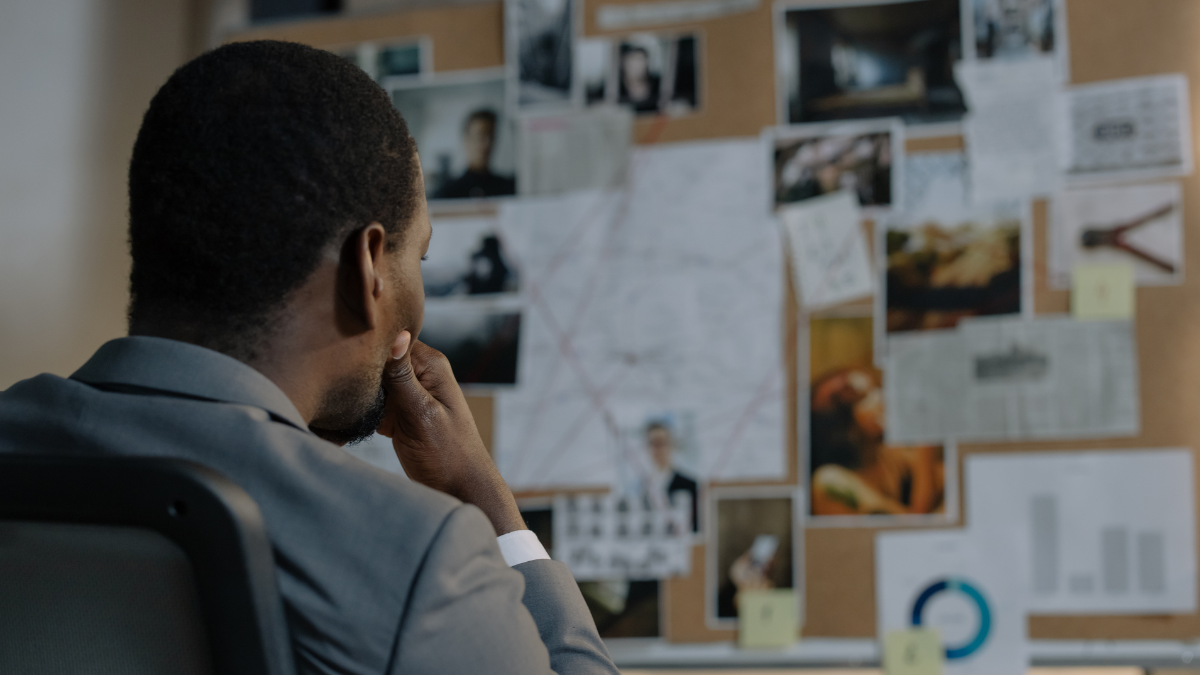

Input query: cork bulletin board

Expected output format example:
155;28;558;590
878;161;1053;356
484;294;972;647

232;0;1200;644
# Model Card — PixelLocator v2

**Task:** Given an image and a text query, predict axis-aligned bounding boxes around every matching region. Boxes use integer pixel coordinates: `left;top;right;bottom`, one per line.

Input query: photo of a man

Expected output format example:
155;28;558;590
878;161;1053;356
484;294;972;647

642;419;699;532
434;110;516;199
390;73;517;202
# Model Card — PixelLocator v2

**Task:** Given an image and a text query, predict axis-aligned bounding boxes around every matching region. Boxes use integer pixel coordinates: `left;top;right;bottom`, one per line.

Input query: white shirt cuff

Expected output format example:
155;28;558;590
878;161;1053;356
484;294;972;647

497;530;550;567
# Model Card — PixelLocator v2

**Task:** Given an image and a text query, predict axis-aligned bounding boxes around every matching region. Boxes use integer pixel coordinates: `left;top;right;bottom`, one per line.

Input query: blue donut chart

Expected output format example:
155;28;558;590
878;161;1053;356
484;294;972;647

910;577;991;660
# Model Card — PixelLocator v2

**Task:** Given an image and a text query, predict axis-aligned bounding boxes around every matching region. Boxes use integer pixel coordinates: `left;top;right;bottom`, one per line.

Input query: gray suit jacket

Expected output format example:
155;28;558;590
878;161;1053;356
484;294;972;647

0;337;619;675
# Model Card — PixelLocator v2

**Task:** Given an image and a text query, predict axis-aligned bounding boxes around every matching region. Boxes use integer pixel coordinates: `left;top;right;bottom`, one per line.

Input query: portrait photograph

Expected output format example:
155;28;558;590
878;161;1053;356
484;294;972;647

706;487;801;628
616;32;700;117
881;203;1030;338
968;0;1060;60
807;312;953;526
611;406;701;534
508;0;575;107
419;302;522;386
772;120;902;210
776;0;966;124
424;217;520;299
390;71;517;202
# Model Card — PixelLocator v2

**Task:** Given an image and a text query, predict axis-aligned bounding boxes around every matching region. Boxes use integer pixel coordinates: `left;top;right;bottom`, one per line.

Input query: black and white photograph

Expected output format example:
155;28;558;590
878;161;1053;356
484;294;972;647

771;120;902;210
775;0;966;124
706;487;802;628
423;217;519;299
578;38;613;105
519;503;662;638
508;0;575;108
390;71;517;202
617;32;700;116
419;302;522;386
967;0;1060;61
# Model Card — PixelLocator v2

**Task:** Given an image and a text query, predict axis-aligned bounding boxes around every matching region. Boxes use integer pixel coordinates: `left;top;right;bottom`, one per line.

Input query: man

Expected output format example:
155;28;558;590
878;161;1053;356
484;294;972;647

642;420;698;532
432;109;516;199
0;41;617;675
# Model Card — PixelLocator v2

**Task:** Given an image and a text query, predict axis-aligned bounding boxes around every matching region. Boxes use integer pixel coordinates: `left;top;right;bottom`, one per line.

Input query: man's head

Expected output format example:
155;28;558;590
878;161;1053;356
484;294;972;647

462;109;497;173
621;46;650;85
645;420;674;471
128;40;432;444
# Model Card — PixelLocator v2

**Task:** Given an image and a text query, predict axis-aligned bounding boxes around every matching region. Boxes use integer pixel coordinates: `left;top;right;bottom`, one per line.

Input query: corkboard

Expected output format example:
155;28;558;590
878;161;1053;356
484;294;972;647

230;0;1200;644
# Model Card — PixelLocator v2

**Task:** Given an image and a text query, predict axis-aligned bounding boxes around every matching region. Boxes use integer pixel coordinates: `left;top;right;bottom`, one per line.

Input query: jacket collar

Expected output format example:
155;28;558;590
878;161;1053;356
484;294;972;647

71;336;309;432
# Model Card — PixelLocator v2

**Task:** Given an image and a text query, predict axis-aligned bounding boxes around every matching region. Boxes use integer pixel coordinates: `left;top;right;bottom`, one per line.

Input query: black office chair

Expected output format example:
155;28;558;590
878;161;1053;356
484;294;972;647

0;455;295;675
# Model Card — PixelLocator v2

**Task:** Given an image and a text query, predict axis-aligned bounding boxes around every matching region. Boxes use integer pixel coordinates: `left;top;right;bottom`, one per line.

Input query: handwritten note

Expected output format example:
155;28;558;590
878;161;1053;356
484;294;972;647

779;190;873;311
1072;263;1135;319
883;628;944;675
737;589;798;648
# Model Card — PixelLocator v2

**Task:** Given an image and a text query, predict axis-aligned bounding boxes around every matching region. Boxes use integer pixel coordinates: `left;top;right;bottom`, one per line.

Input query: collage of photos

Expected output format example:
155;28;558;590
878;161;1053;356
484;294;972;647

775;0;966;125
707;488;801;628
419;217;522;386
880;203;1030;344
578;32;701;117
807;312;952;525
771;120;902;211
390;70;518;203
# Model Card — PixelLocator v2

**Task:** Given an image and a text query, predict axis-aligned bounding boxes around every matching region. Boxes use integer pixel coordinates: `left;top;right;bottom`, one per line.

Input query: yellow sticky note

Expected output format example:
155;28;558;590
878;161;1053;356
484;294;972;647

737;589;797;649
883;628;944;675
1072;263;1135;319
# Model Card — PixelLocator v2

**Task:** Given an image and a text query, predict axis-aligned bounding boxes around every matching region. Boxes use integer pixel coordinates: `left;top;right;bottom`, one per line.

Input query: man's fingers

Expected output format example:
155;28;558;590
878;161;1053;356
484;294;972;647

407;341;456;399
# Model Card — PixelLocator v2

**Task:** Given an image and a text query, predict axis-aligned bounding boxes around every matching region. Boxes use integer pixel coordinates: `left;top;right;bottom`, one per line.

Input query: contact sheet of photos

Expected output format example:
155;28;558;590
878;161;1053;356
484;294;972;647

328;0;1200;643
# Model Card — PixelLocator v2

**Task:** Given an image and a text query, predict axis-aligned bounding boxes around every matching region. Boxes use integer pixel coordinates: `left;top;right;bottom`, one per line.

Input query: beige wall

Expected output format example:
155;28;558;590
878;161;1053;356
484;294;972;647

0;0;190;388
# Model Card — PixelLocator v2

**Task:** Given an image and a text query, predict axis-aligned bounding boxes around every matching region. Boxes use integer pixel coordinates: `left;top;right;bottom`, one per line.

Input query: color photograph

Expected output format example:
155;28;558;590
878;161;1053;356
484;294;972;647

390;71;517;202
772;120;902;210
707;487;801;627
968;0;1059;60
776;0;966;124
612;406;701;533
808;312;951;525
882;203;1028;337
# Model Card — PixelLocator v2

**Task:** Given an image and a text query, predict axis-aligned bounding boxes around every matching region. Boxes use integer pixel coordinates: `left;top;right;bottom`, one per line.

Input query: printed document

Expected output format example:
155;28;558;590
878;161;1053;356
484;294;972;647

779;190;873;311
885;316;1139;443
967;449;1197;614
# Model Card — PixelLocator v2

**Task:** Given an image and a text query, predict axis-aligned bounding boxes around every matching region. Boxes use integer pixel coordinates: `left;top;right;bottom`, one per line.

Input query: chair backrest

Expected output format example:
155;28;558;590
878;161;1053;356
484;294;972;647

0;455;295;675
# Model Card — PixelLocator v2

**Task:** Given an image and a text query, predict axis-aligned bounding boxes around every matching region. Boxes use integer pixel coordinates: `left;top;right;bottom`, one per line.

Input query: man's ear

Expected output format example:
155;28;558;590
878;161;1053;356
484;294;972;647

336;223;389;333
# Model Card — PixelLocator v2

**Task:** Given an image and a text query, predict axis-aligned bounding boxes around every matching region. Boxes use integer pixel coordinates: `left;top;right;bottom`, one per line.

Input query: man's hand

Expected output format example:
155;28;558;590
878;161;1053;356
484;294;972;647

378;339;526;536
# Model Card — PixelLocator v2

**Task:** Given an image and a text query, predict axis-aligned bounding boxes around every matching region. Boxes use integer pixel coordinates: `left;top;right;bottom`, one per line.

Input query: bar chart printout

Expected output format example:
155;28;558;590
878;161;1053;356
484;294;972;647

966;449;1196;614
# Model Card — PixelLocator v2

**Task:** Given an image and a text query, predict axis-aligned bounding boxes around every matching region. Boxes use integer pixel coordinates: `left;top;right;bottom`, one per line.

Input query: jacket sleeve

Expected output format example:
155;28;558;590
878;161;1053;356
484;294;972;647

388;504;618;675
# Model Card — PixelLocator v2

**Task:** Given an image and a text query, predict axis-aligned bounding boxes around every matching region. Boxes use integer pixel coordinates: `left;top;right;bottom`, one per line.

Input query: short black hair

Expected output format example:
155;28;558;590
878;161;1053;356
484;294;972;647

462;108;498;134
128;40;419;357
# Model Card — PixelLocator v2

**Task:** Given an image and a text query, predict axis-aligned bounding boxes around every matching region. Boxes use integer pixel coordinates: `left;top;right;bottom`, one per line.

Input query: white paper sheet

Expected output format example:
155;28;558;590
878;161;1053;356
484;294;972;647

1060;74;1194;184
779;190;872;311
966;449;1197;614
517;107;633;196
552;492;692;580
597;0;758;30
493;139;786;490
903;151;968;215
1050;181;1185;287
877;529;1029;675
885;316;1139;444
955;57;1060;203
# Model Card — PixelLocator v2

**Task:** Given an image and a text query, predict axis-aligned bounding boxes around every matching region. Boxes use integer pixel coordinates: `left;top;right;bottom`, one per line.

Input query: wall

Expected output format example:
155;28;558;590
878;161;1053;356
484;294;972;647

0;0;191;388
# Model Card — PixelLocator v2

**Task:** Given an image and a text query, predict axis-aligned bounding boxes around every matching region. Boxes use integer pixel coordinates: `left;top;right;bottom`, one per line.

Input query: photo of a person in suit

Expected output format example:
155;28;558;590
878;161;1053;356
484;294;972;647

641;419;698;532
433;109;516;199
